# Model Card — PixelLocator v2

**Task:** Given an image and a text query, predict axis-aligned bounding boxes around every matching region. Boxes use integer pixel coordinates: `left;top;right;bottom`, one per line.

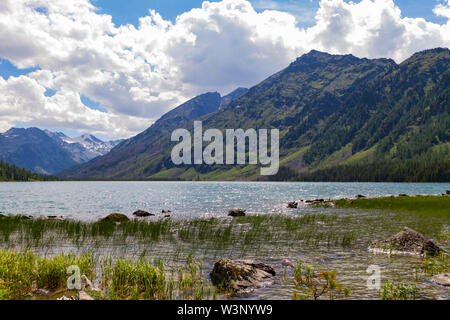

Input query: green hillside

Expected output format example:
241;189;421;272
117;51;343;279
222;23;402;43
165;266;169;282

67;48;450;182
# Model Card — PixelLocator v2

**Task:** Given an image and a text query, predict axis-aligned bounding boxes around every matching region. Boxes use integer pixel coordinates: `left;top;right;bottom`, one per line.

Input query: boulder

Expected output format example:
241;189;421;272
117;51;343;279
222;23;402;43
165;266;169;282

210;258;275;295
287;202;298;209
132;210;154;217
369;227;442;256
99;213;129;223
228;209;246;217
431;273;450;287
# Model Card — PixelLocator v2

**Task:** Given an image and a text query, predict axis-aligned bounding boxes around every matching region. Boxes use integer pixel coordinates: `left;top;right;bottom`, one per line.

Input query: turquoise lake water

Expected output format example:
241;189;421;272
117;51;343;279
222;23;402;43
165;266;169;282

0;181;448;221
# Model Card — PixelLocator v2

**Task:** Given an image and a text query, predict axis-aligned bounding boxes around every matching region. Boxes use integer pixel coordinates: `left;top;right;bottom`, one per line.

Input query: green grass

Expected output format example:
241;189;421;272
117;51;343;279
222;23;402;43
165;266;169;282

0;250;215;300
333;195;450;217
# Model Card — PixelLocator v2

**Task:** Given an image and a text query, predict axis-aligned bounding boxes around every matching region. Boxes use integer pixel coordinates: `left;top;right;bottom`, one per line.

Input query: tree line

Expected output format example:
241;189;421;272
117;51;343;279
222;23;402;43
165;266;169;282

0;160;59;182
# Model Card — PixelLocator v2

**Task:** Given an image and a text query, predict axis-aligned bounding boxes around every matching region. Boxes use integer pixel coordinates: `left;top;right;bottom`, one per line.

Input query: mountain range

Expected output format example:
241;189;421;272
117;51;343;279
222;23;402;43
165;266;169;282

63;48;449;182
5;48;449;182
0;128;122;174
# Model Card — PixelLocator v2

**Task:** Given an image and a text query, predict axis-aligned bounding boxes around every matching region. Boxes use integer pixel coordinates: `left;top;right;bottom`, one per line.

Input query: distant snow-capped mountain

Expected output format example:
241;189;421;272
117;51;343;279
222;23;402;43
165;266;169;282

0;127;122;174
45;130;122;163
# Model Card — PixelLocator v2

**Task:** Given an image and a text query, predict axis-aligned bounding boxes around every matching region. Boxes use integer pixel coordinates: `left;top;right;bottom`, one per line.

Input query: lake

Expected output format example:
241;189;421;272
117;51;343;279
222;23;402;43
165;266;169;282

0;181;448;220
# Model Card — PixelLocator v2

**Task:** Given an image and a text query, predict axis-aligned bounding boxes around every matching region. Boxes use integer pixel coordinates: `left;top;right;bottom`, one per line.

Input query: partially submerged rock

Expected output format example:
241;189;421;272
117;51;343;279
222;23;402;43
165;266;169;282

228;209;246;217
431;273;450;287
99;213;129;223
369;227;442;256
162;210;172;214
356;195;366;199
210;258;275;295
132;210;154;217
287;202;298;209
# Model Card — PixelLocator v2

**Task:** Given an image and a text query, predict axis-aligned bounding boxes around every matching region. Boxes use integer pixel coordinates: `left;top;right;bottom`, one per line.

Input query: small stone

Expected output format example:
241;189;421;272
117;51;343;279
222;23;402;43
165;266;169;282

287;202;298;209
132;210;154;217
32;289;50;296
78;290;94;300
281;259;294;268
431;273;450;286
228;209;246;217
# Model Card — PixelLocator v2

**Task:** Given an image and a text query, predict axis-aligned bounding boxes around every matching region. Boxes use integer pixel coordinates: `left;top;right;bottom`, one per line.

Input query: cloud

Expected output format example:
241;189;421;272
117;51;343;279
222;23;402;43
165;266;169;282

0;0;449;138
434;0;450;19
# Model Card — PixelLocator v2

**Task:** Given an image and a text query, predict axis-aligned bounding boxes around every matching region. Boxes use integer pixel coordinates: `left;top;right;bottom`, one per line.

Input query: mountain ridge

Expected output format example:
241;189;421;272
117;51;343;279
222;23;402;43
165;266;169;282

0;127;122;174
65;48;450;181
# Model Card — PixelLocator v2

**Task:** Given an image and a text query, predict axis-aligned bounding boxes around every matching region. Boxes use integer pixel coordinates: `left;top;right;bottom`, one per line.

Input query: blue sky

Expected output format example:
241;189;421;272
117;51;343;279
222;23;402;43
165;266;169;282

92;0;447;26
0;0;449;139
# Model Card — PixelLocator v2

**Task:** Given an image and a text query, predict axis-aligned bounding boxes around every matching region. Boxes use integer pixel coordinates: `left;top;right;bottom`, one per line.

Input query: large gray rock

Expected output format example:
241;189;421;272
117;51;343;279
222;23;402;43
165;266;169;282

369;227;442;256
210;259;275;295
431;273;450;287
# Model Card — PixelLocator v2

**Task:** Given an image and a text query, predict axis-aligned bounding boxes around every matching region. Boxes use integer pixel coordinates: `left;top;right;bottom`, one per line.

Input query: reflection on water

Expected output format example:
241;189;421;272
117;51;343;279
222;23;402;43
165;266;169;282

0;181;448;220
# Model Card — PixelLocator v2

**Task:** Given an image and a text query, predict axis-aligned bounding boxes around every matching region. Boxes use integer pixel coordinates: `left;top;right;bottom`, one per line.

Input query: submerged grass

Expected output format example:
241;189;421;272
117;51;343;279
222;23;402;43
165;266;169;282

0;213;357;254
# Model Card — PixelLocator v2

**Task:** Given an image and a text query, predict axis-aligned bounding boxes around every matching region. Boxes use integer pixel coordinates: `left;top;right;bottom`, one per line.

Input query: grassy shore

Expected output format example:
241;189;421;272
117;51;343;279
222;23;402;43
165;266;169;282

333;195;450;216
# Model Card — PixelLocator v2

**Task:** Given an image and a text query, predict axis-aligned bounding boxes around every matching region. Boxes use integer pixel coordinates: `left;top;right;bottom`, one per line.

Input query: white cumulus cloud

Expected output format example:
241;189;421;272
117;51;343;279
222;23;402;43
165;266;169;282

0;0;449;138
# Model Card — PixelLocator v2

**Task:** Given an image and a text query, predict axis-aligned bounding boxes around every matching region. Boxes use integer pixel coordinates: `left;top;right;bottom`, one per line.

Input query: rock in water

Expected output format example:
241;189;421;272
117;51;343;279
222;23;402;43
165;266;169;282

228;209;246;217
99;213;129;223
431;273;450;287
132;210;154;217
287;202;298;209
369;227;442;256
210;258;275;295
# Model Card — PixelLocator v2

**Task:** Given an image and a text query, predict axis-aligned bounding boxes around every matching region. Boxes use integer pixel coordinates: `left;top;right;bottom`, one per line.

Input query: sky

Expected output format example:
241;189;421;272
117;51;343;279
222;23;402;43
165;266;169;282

0;0;449;140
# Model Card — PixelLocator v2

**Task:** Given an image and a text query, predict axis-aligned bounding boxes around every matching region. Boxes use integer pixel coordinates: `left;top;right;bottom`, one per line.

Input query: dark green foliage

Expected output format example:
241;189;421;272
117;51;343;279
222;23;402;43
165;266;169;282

0;160;59;181
298;149;449;182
